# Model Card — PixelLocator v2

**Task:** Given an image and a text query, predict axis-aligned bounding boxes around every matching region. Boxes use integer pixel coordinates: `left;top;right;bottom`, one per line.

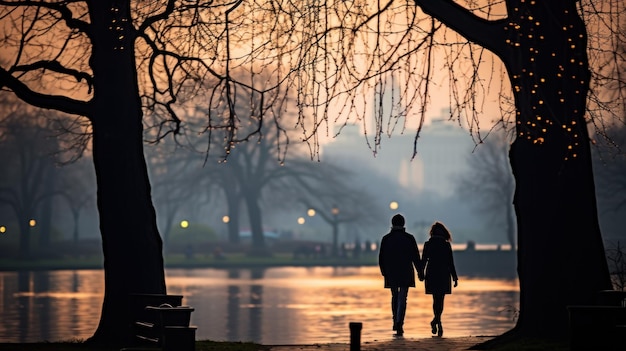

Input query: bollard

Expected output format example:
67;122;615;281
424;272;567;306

349;322;362;351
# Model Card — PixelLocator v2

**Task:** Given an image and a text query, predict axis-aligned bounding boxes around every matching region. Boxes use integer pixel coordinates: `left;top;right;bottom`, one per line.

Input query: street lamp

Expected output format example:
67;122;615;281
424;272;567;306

297;217;306;225
29;219;37;227
389;201;399;210
331;206;340;257
222;215;230;242
307;208;316;217
180;220;189;229
0;226;6;234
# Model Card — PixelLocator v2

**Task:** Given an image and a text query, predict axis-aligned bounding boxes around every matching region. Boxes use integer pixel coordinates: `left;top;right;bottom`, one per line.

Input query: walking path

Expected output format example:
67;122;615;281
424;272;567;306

268;336;492;351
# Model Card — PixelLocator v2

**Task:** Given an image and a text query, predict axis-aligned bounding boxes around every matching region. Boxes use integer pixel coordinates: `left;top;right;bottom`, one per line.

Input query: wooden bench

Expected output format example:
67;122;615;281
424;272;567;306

129;293;184;323
567;290;626;351
596;290;626;307
122;294;196;351
134;305;196;351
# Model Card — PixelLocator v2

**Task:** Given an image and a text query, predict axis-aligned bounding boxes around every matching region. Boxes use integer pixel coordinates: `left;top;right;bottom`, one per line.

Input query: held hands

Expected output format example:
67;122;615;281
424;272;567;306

453;280;458;288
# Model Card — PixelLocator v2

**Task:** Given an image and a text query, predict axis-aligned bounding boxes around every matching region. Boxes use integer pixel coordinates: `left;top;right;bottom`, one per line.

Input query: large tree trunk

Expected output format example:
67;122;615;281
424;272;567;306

504;1;612;337
243;188;267;254
505;196;515;250
223;179;241;244
18;218;31;259
86;1;166;346
227;196;241;244
509;138;611;336
38;169;55;248
414;0;613;340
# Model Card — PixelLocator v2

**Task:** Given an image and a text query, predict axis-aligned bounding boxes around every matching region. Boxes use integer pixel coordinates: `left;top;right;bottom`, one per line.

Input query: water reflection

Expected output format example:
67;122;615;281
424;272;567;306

0;267;519;344
1;270;103;343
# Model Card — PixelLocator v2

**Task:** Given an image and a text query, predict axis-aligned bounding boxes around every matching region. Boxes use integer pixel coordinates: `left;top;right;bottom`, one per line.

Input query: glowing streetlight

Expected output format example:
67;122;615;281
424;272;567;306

331;206;340;257
297;217;306;225
29;219;37;227
222;215;230;224
307;208;316;217
389;201;399;210
0;226;6;234
180;220;189;229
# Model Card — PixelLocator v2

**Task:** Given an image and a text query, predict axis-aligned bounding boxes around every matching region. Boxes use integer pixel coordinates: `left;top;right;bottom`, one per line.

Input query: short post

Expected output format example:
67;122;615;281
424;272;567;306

349;322;362;351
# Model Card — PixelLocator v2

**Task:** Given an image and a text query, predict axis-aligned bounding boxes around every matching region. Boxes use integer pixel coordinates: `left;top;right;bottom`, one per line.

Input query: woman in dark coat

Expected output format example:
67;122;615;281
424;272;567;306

422;221;458;336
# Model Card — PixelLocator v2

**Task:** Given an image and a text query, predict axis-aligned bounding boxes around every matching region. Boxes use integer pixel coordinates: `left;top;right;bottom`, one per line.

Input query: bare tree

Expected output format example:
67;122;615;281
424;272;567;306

605;241;625;291
56;157;96;244
200;78;383;254
145;141;215;249
0;104;61;258
594;124;626;217
284;160;385;257
455;126;516;249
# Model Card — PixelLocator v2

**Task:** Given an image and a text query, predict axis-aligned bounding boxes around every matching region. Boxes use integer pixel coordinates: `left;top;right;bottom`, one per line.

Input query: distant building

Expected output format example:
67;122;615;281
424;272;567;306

416;115;475;197
322;109;474;198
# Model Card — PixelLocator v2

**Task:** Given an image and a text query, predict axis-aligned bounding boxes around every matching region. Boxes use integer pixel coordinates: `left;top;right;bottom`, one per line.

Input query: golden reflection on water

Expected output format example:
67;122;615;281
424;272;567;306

0;266;519;344
0;270;104;343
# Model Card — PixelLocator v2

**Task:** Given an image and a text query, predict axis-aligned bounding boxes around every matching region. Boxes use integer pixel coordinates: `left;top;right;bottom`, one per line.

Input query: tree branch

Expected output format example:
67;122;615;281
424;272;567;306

12;60;93;91
413;0;508;55
0;67;92;118
0;0;90;33
137;0;177;34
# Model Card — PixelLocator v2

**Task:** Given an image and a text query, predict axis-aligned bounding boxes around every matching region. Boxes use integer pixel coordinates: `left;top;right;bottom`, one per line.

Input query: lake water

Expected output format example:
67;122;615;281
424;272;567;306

0;267;519;344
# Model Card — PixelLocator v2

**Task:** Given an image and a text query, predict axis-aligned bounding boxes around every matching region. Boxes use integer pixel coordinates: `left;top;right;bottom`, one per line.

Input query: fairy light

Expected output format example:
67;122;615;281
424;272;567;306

110;6;129;51
507;2;586;158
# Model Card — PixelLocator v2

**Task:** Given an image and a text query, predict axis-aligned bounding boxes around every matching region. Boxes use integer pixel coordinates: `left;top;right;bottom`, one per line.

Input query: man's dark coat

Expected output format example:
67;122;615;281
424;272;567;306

378;228;424;288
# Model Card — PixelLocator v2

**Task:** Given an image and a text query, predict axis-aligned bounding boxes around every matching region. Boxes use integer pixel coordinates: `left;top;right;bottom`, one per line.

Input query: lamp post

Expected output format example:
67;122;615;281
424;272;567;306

179;220;192;259
222;215;230;241
331;205;340;257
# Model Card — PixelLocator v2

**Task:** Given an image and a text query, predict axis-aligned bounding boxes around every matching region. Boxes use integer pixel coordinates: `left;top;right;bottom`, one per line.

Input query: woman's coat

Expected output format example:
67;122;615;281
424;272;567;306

423;236;458;294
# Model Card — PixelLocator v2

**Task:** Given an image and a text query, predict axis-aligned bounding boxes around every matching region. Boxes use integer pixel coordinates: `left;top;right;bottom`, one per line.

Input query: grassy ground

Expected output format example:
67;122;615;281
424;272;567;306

469;334;569;351
475;339;568;351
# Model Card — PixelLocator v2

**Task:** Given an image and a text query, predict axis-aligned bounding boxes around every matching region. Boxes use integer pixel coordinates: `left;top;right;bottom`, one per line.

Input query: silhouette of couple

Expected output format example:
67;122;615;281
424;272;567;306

378;214;458;337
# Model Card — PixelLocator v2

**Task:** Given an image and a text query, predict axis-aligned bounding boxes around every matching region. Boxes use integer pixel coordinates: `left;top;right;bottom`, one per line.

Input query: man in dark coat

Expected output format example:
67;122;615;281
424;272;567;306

378;214;424;336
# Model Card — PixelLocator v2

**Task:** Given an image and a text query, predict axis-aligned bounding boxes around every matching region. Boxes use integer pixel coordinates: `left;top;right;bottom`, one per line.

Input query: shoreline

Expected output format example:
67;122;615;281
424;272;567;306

0;250;517;278
0;255;380;272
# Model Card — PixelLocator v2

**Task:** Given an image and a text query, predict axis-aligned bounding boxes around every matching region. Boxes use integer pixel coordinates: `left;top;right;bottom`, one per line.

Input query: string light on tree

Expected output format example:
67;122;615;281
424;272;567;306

506;0;586;161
